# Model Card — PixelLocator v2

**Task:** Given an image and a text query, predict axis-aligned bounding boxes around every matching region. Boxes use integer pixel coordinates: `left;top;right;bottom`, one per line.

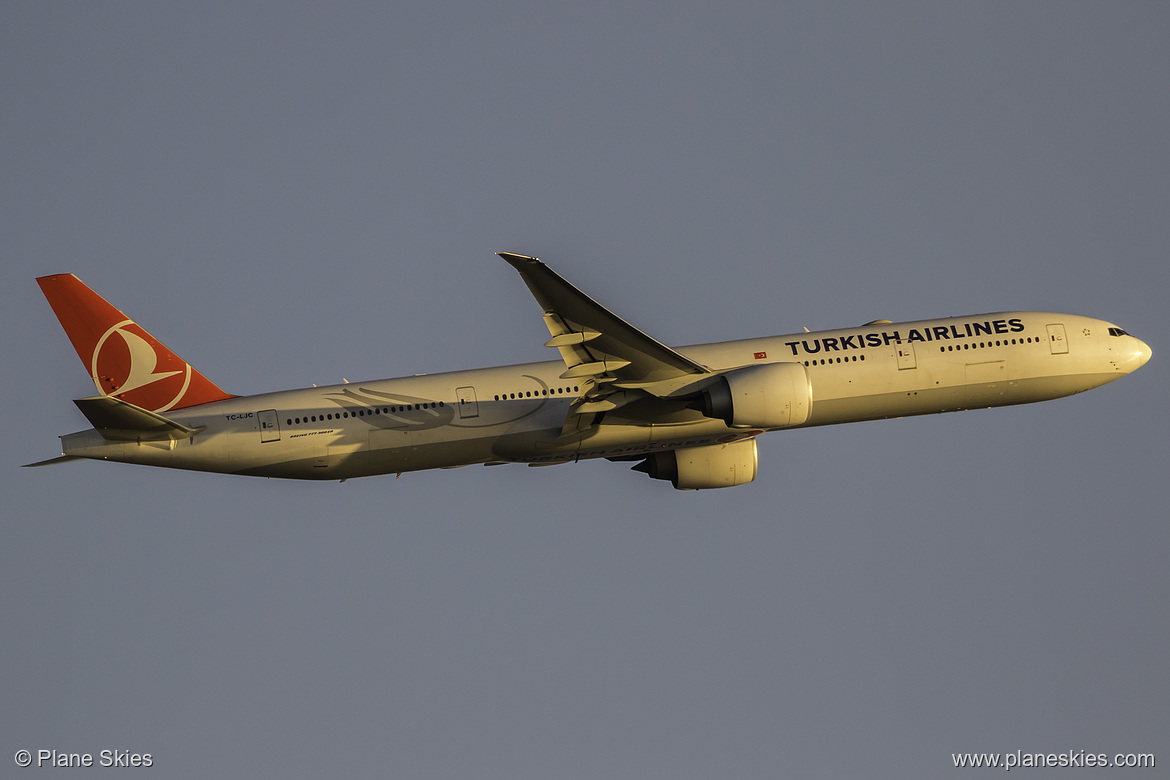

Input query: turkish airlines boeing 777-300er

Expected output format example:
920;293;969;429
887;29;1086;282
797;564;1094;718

27;253;1151;489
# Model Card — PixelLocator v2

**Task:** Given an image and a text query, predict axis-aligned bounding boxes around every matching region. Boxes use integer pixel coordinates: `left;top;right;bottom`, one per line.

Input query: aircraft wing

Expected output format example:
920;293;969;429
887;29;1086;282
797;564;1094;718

500;253;708;382
500;253;712;431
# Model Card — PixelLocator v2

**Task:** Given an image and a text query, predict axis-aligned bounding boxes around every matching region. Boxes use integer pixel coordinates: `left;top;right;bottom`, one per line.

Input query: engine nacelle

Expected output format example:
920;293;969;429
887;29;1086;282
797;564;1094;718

633;438;758;490
698;362;812;429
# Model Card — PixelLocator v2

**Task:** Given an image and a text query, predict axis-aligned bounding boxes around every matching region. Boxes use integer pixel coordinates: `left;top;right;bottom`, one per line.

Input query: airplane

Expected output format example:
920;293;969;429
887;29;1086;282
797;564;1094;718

26;252;1151;489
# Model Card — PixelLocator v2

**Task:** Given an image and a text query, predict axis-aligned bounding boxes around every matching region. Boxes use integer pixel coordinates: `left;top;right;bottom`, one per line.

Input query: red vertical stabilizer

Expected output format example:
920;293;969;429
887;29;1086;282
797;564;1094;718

36;274;235;412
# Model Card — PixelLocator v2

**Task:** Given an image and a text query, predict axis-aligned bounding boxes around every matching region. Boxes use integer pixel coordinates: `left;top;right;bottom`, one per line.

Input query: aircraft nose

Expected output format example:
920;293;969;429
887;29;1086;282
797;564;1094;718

1119;335;1152;373
1134;337;1152;369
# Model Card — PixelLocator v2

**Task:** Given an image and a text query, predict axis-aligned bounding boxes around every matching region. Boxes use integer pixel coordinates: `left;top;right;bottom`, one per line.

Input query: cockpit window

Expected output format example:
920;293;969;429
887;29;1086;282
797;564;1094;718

1108;327;1129;337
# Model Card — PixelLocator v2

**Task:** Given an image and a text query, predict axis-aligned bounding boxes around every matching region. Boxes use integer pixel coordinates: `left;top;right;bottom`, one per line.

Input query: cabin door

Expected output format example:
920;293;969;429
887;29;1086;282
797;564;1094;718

258;409;281;442
896;343;917;370
456;386;479;418
1046;323;1068;354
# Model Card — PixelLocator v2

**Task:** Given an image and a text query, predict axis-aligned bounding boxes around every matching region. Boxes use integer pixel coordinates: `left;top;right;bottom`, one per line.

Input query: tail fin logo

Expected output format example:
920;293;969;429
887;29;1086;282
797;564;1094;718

92;319;192;411
37;273;236;412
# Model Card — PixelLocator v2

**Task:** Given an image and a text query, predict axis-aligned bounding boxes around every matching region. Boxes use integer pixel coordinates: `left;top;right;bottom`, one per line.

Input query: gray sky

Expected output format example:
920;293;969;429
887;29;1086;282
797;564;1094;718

3;3;1167;777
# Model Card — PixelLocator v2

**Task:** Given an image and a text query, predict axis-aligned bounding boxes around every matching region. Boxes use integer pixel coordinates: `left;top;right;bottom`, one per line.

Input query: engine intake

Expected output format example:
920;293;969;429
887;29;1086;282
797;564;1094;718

694;362;811;428
633;438;758;490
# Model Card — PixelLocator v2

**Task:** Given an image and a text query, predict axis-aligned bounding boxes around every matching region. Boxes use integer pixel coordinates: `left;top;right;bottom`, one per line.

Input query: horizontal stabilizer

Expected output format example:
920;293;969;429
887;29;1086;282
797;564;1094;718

21;455;84;468
73;395;203;442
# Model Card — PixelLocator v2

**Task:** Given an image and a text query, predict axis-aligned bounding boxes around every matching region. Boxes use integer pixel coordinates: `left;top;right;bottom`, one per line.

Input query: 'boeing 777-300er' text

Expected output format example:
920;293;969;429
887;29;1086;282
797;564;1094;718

27;253;1151;489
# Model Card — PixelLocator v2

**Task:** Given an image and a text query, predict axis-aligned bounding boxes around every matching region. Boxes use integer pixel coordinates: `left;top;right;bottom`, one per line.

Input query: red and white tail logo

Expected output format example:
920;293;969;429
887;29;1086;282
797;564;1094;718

37;274;235;412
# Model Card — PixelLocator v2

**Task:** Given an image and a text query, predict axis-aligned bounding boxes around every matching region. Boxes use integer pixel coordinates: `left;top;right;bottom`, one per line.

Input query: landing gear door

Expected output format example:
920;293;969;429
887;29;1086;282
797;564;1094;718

456;386;479;419
1046;323;1068;354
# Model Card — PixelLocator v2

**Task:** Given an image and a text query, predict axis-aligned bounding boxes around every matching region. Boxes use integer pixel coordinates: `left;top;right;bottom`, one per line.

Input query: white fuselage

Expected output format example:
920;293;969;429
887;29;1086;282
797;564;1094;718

58;311;1149;480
